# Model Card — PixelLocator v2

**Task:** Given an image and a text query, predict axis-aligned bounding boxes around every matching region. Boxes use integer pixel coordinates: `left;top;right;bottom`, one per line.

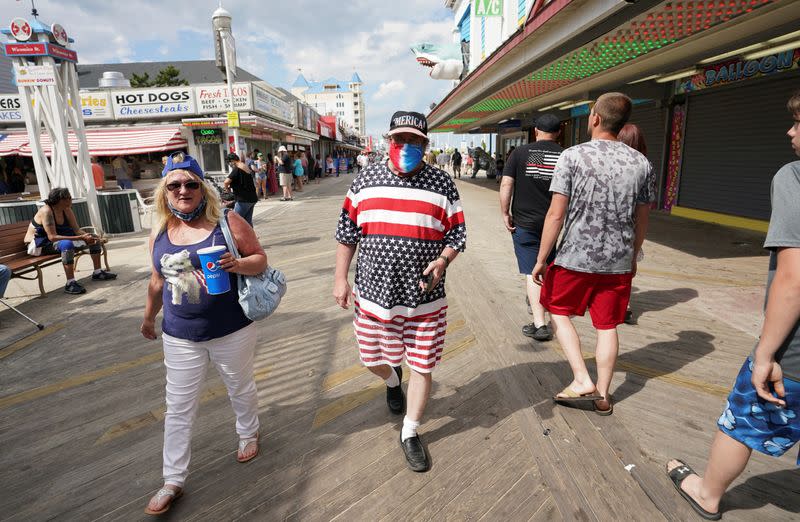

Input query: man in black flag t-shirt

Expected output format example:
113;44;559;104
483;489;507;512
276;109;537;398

500;113;563;341
224;153;258;226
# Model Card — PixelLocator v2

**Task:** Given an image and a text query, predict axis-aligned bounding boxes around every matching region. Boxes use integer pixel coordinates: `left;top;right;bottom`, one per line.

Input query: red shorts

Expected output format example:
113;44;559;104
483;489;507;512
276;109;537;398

540;264;633;329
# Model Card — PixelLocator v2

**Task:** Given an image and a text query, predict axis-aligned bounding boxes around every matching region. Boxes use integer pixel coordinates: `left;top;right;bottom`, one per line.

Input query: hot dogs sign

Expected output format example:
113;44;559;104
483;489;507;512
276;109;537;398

111;87;196;119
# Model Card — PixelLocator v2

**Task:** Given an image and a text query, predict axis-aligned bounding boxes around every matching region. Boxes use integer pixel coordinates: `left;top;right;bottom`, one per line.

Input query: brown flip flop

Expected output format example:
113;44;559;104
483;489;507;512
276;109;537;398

553;386;603;402
594;398;614;416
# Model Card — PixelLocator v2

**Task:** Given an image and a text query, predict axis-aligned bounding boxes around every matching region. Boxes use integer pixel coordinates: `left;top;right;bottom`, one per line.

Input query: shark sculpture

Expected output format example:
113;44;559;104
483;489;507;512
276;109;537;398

411;42;467;80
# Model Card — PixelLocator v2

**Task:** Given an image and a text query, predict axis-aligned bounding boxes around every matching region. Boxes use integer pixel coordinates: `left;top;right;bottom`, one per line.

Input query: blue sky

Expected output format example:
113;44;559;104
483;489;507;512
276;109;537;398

7;0;460;138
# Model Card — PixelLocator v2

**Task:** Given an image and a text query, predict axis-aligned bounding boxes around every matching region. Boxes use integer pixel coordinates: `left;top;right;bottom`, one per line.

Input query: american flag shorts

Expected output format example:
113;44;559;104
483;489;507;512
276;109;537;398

353;305;448;373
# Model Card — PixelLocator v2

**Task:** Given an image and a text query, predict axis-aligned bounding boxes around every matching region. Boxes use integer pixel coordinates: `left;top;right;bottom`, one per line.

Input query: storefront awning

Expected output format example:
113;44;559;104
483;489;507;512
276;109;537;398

182;115;320;144
336;142;363;152
16;126;188;157
0;132;28;157
429;0;791;133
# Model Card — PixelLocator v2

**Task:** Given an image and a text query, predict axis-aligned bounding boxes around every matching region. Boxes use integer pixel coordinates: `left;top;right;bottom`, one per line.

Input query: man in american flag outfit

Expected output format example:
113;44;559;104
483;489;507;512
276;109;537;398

333;111;467;472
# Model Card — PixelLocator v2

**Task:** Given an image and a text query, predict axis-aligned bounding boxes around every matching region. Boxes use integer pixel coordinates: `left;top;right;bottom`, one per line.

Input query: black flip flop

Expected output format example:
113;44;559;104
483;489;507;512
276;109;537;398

667;460;721;520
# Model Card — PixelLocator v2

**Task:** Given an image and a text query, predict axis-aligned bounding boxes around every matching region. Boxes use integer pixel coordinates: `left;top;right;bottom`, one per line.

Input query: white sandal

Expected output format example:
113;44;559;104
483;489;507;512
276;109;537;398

237;434;259;463
144;487;183;515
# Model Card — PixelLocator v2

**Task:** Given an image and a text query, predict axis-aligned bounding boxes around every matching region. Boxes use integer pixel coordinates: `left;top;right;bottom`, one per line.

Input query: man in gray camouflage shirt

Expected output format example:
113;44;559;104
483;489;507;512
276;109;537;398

532;92;654;415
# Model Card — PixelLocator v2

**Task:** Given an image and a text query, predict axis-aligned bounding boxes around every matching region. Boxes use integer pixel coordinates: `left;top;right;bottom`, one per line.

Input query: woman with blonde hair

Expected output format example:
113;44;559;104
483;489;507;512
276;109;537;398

141;152;267;515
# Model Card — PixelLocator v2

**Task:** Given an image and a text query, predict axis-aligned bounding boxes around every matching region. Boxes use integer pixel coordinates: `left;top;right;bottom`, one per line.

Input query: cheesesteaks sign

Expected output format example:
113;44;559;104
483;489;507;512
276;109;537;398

111;87;195;119
0;94;23;122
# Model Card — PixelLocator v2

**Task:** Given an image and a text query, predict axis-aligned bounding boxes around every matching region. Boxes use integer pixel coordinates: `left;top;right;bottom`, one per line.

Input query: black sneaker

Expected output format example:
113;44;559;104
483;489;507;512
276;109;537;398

64;281;86;294
386;366;405;415
522;323;552;341
92;270;117;281
400;434;430;472
624;310;636;325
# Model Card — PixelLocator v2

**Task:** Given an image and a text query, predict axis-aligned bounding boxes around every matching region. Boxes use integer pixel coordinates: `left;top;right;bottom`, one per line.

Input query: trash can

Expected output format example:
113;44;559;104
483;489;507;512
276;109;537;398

97;190;142;234
0;200;39;225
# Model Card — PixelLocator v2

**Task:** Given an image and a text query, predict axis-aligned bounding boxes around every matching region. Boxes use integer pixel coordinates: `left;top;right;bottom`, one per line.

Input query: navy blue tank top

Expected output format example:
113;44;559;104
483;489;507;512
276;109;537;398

153;224;251;342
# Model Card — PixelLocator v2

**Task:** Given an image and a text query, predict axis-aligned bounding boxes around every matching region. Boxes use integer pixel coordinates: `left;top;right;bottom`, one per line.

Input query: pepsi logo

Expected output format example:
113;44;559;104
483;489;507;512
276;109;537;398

205;261;219;272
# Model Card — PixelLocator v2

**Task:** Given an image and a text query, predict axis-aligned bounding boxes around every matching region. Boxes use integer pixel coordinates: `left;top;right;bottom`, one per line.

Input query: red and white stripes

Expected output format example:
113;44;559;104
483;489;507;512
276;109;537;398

354;305;448;373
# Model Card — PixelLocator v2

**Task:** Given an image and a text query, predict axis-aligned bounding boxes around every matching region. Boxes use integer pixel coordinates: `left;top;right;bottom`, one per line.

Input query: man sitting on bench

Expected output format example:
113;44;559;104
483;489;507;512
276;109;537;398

24;188;116;295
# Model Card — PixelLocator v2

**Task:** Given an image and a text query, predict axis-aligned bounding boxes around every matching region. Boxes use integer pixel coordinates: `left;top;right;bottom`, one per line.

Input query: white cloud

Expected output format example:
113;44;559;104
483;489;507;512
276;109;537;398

5;0;457;136
374;80;406;100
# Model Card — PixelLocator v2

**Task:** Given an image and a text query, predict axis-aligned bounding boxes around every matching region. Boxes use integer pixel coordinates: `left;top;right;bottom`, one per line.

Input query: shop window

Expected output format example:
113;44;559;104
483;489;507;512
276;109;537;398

201;142;223;173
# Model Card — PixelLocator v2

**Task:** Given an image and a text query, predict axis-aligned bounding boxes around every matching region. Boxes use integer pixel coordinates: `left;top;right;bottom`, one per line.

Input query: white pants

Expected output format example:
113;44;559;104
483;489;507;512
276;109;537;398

161;323;259;486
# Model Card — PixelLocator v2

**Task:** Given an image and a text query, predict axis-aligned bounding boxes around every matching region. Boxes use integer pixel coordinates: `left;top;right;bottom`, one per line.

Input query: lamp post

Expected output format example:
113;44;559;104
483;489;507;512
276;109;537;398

212;4;239;156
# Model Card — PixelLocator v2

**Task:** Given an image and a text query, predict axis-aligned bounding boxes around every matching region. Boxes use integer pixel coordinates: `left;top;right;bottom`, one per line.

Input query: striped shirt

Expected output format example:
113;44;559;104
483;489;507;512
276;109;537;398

336;162;467;322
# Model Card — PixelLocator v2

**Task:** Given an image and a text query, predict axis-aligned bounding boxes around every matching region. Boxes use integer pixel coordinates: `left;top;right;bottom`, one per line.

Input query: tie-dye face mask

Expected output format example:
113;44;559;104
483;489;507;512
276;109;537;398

389;142;424;174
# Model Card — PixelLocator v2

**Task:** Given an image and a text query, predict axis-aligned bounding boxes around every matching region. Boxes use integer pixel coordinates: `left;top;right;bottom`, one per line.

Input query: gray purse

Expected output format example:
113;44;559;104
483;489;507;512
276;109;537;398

219;211;286;321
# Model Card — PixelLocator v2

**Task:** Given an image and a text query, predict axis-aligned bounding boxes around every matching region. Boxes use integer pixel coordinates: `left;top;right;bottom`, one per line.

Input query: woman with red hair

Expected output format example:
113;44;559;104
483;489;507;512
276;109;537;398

617;123;649;325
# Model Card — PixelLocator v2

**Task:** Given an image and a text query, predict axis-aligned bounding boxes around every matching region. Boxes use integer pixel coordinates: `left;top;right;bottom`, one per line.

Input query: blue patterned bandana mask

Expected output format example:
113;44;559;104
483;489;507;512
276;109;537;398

389;142;424;173
168;198;206;222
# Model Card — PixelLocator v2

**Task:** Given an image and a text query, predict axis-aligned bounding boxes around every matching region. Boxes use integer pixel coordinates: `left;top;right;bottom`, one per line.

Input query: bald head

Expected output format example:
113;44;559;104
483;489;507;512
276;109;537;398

592;92;632;135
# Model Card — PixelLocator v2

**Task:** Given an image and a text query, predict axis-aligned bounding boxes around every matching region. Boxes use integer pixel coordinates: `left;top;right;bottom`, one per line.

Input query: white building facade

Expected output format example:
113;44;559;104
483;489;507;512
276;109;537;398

291;72;365;137
448;0;539;74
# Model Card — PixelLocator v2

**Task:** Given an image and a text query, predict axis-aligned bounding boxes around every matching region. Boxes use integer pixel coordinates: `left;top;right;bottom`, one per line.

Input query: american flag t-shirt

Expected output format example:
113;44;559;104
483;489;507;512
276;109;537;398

336;162;467;323
526;148;561;180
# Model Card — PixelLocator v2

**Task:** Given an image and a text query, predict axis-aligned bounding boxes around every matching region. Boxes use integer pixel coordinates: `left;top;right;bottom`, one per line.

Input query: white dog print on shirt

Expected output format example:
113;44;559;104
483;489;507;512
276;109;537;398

160;249;203;305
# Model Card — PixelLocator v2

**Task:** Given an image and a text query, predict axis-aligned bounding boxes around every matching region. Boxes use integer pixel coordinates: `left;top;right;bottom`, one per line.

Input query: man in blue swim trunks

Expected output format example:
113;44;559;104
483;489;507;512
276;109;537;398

666;91;800;520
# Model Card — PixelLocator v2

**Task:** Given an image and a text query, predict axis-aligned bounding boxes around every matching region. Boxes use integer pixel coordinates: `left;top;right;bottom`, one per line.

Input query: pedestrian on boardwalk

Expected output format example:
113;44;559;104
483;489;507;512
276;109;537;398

300;151;309;185
436;148;451;174
278;146;293;201
266;152;279;196
326;154;334;176
333;111;467;472
255;152;268;200
244;151;256;173
356;151;368;175
141;153;267;516
452;149;462;178
90;156;105;190
223;153;258;226
617;123;650;325
665;91;800;521
293;152;305;192
500;113;563;342
111;155;132;189
314;153;323;184
24;187;117;294
495;153;504;183
532;93;654;415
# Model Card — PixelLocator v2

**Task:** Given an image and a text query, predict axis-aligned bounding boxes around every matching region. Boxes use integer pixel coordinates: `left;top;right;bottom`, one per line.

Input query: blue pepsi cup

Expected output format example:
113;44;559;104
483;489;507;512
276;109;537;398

197;245;231;295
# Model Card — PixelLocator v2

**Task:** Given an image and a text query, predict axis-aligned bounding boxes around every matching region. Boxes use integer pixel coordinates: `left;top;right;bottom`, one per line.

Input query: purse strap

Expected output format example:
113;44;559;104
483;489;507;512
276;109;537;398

218;209;241;260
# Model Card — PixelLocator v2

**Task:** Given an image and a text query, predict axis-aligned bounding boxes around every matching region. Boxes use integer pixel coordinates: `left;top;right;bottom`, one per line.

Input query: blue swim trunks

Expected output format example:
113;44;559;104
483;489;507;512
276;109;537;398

718;357;799;465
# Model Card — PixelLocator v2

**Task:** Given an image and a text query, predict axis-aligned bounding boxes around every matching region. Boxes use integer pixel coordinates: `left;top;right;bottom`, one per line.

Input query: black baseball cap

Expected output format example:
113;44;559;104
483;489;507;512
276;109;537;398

535;113;561;133
226;153;240;161
387;111;428;139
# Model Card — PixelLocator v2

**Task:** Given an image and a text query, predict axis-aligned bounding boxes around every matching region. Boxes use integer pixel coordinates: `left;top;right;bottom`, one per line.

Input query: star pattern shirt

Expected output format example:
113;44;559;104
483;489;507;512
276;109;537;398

336;161;467;321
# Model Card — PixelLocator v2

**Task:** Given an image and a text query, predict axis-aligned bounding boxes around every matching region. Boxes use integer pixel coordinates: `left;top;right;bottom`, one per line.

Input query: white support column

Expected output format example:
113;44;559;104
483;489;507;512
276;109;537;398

8;23;103;232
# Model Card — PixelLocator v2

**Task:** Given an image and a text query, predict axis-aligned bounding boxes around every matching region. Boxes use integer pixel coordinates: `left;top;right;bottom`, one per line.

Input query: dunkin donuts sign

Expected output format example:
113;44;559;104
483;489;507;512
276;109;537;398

111;87;195;119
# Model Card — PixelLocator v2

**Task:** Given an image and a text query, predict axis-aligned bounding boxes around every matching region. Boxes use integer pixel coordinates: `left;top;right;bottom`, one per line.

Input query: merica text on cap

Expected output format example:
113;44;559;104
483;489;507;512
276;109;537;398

393;115;425;129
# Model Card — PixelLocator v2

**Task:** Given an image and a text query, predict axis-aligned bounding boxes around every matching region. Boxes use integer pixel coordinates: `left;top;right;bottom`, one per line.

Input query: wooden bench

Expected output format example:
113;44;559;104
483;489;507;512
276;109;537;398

0;222;110;297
